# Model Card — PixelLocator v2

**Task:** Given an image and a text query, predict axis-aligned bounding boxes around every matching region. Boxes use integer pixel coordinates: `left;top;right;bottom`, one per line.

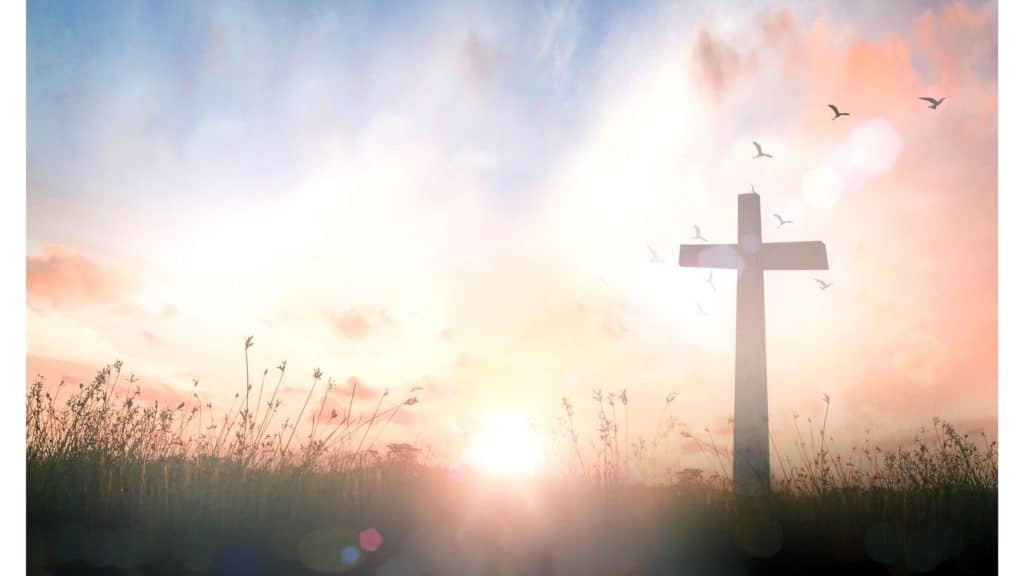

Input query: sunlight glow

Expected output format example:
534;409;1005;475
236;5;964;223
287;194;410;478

462;414;545;479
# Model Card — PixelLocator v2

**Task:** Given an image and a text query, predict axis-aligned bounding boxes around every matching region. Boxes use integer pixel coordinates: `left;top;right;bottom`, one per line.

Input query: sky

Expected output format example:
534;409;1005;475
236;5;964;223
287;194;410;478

26;0;997;470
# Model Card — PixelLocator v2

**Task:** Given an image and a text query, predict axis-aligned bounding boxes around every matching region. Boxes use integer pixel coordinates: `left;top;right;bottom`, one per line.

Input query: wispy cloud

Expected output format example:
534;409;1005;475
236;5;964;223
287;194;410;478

537;0;583;75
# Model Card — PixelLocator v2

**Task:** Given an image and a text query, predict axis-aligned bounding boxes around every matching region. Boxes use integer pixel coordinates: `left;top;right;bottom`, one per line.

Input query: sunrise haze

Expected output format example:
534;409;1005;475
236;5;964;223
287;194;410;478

27;0;997;470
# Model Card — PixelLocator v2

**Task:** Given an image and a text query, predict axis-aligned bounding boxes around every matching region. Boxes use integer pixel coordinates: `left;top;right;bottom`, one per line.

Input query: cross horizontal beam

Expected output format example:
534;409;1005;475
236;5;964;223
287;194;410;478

760;241;829;270
678;244;743;269
679;241;828;271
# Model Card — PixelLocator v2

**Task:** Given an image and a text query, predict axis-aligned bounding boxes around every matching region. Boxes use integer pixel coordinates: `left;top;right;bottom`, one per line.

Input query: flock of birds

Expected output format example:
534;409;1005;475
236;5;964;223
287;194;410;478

647;96;946;315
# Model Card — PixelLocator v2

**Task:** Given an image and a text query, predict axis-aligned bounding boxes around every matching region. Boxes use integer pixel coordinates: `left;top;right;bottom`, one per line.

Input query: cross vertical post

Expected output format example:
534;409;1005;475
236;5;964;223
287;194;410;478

678;193;828;496
734;193;770;495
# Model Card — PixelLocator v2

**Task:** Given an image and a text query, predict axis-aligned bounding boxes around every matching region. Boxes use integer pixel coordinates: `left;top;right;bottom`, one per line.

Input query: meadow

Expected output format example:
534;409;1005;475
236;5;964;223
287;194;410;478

26;355;997;575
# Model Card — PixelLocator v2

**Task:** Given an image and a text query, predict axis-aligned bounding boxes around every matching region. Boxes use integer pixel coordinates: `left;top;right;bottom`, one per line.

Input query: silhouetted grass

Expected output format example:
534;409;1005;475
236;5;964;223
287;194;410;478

26;346;996;574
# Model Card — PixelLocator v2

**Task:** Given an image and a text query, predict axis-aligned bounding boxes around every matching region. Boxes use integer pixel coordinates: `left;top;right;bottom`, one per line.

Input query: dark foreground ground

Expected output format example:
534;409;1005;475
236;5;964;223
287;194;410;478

27;463;996;575
25;372;998;574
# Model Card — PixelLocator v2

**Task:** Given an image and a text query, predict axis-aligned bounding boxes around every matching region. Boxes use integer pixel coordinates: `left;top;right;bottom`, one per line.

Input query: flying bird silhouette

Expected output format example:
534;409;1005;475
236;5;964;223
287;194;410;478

692;225;708;242
647;245;664;263
919;96;946;110
773;213;793;228
815;278;833;290
706;271;716;291
828;104;850;119
752;141;773;159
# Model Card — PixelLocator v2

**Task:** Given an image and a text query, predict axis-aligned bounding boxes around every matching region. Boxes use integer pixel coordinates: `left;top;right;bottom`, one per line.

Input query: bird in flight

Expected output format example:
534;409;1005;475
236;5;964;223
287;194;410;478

647;245;664;263
692;225;708;242
706;271;716;291
828;104;850;120
919;96;946;110
752;141;773;159
773;213;793;228
696;303;709;317
815;278;833;290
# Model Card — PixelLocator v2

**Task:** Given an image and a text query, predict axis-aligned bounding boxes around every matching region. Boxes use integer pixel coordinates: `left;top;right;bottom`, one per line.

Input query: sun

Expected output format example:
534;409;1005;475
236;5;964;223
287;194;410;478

462;414;546;479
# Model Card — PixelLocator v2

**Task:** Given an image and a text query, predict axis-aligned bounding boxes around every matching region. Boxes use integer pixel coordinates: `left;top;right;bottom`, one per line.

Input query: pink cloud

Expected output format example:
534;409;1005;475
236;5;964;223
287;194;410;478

283;375;381;402
335;376;381;401
139;330;164;346
390;409;419;428
26;354;189;409
307;395;417;427
308;397;347;424
330;308;394;340
914;2;996;90
27;244;135;309
26;354;93;388
758;9;798;52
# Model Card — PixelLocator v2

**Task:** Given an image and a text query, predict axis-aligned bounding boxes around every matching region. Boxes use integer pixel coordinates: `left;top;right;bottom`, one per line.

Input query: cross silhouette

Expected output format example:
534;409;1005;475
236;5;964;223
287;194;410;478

679;192;828;495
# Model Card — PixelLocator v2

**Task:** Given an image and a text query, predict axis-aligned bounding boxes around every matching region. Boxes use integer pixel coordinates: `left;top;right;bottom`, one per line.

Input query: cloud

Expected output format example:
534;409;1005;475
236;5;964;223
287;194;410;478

690;27;756;101
139;330;164;346
26;354;189;409
26;354;93;388
27;244;135;309
330;308;394;340
308;397;346;424
913;2;997;88
537;0;582;75
390;409;419;428
336;376;382;400
133;378;192;409
283;375;380;401
161;303;179;318
462;31;496;85
758;9;798;53
308;396;417;427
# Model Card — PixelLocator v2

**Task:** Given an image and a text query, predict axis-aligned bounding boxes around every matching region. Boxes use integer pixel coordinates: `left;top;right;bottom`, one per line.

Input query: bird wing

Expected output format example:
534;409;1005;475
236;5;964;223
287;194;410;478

828;104;839;116
773;214;784;224
693;225;700;236
753;141;763;154
919;97;938;105
648;245;658;259
815;278;826;287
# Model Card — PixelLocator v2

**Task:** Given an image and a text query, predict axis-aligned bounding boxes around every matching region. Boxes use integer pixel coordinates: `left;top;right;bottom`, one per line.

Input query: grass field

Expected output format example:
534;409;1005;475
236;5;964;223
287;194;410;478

26;359;997;575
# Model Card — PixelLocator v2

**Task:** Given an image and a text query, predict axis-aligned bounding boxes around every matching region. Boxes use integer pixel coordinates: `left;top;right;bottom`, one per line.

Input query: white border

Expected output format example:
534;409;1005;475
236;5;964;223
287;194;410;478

0;0;26;570
998;1;1020;573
